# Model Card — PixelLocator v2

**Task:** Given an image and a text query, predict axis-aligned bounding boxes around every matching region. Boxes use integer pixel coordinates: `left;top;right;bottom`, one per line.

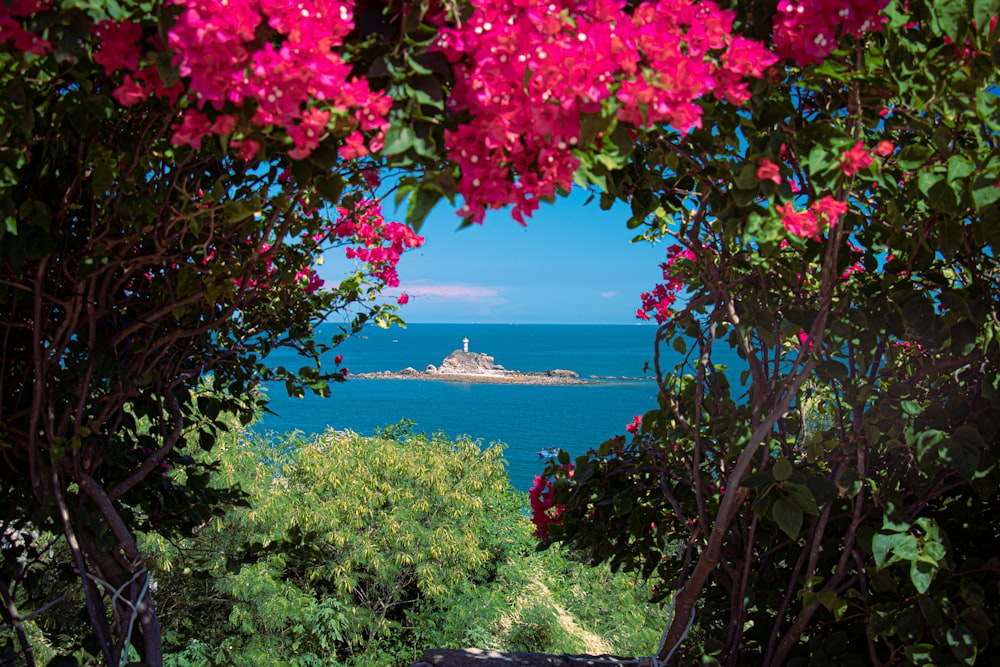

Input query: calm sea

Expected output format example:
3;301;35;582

257;323;711;491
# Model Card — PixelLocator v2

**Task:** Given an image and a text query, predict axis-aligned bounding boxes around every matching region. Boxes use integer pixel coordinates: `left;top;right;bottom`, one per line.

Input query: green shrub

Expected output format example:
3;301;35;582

144;424;668;666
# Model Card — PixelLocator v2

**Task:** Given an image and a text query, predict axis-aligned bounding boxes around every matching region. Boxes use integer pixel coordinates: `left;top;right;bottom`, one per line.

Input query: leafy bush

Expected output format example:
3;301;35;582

142;424;668;666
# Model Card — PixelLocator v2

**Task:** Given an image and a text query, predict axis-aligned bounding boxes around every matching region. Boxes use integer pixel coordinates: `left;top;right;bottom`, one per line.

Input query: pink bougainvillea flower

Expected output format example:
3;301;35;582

626;415;642;436
776;202;820;239
811;196;848;226
335;199;425;289
838;141;873;176
231;138;262;161
397;293;409;305
528;466;572;540
797;330;813;351
163;0;392;161
112;75;148;106
171;110;213;149
529;475;559;540
774;0;890;66
134;65;184;105
334;354;343;365
92;19;143;74
294;267;324;293
0;15;52;54
635;244;698;323
210;114;238;135
777;196;847;239
287;108;331;160
874;140;895;156
756;157;782;184
436;0;776;224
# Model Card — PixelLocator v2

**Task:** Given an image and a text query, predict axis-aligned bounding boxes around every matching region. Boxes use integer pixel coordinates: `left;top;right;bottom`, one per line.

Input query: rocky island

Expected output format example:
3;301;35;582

355;348;594;385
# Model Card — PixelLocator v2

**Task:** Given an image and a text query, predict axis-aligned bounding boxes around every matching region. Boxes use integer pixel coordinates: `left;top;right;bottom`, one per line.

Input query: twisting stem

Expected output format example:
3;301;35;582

52;462;116;667
0;574;35;667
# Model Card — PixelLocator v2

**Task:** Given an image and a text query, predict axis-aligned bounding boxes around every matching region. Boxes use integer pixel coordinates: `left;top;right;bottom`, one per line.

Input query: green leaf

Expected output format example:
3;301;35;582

382;125;416;155
897;145;934;170
815;592;848;621
903;643;935;664
901;293;935;336
938;290;972;318
742;470;774;488
949;425;985;480
735;163;758;190
104;0;124;20
806;476;837;507
946;624;978;664
838;469;862;497
930;0;968;37
893;534;920;561
909;560;935;594
406;185;441;229
972;175;1000;213
819;360;850;381
807;145;830;176
918;595;942;625
872;533;898;569
917;168;946;197
785;482;820;515
314;174;344;204
772;457;793;482
959;576;986;606
974;0;1000;35
947;155;975;183
771;496;803;539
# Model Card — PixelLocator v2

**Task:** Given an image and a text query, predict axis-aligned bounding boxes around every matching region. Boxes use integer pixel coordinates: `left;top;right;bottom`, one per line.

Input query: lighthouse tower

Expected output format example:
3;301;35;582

463;337;469;353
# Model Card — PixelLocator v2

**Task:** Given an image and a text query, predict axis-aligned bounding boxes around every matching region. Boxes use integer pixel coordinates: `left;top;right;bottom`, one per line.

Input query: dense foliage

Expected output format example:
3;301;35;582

534;0;1000;665
0;2;421;664
11;424;669;666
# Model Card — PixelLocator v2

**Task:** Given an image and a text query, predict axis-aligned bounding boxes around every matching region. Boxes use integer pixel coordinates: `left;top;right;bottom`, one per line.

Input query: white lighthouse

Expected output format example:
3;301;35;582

462;337;469;353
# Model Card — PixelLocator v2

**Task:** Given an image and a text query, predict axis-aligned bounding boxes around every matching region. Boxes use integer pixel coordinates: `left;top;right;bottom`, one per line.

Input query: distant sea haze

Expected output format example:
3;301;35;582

257;323;737;491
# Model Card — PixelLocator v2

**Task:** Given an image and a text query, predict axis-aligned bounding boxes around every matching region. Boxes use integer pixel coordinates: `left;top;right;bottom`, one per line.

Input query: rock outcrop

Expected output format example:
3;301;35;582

437;350;506;375
353;348;593;385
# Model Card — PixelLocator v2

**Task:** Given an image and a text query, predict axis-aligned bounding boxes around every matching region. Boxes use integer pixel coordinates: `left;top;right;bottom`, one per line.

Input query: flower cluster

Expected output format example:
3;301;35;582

0;0;53;55
436;0;777;223
529;475;559;539
773;0;890;65
636;244;696;323
333;199;425;288
89;20;186;110
838;140;874;176
776;196;848;239
529;465;573;540
757;157;783;184
294;267;325;293
0;0;52;56
127;0;392;158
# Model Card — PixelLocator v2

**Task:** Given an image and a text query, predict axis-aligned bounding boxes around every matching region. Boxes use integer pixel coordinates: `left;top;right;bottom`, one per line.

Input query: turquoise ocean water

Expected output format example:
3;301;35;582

257;323;691;491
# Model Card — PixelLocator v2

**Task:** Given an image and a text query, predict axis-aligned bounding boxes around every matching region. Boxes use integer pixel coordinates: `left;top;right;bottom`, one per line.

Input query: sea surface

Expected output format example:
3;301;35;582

257;323;707;491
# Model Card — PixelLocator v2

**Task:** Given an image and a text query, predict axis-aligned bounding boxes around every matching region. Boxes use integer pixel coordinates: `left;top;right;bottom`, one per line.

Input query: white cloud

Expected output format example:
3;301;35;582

401;282;503;301
600;290;619;299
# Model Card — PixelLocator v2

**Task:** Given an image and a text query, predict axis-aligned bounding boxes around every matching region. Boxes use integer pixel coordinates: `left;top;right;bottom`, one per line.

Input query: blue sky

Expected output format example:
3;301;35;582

320;189;668;324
